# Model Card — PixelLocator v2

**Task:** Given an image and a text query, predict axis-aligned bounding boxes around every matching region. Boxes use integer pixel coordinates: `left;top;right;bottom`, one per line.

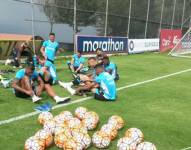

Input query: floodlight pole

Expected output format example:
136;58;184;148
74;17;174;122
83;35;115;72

104;0;109;36
159;0;165;37
73;0;77;53
30;0;36;55
181;0;186;30
127;0;132;37
144;0;150;39
171;0;177;29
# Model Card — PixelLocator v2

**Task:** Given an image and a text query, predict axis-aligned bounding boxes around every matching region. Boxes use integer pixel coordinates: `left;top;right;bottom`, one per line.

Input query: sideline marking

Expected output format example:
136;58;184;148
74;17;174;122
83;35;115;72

181;147;191;150
1;68;191;126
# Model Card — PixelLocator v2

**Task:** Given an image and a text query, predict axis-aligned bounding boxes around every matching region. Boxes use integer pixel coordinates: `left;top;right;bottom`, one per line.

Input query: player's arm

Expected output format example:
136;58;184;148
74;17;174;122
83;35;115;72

12;79;30;95
75;63;84;73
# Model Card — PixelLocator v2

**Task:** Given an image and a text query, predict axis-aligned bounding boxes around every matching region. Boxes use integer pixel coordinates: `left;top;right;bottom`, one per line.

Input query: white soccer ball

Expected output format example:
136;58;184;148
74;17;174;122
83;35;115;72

59;111;73;121
53;114;67;124
43;120;56;134
72;131;91;149
35;129;53;148
63;137;84;150
100;123;118;140
38;112;53;125
24;136;45;150
137;142;157;150
108;115;124;130
117;137;137;150
92;131;111;149
74;107;88;120
66;117;82;129
82;111;99;130
54;133;70;149
125;128;144;144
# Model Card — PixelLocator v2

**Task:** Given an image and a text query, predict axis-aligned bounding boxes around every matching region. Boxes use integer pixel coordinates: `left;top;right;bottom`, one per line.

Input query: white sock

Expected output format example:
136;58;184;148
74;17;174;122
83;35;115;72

54;95;60;102
68;82;73;86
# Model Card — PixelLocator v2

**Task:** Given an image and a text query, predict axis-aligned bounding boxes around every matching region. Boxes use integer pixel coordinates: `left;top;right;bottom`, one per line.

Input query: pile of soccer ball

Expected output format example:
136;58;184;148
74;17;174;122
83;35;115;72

24;106;99;150
117;128;157;150
92;115;124;149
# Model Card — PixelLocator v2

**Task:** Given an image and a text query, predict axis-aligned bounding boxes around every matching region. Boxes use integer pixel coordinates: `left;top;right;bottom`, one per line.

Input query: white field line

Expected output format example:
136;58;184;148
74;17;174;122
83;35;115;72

181;147;191;150
1;68;191;126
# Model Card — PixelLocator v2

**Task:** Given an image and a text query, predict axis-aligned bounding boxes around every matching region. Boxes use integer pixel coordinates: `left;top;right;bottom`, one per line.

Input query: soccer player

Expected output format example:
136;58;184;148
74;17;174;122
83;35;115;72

94;64;117;101
40;33;62;83
96;48;106;64
103;56;119;81
12;65;69;104
67;51;85;73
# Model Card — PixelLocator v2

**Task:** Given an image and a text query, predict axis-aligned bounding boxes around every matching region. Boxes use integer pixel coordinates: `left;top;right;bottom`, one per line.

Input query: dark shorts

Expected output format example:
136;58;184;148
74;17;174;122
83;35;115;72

14;89;30;98
94;91;108;101
39;74;53;85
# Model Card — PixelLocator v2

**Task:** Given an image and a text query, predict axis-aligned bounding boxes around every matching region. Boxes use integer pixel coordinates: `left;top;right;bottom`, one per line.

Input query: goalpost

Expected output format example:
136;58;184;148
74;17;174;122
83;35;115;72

168;27;191;58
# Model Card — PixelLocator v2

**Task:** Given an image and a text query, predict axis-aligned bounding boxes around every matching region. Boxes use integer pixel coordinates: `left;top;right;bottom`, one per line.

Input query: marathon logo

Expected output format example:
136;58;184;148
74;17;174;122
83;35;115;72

76;35;128;53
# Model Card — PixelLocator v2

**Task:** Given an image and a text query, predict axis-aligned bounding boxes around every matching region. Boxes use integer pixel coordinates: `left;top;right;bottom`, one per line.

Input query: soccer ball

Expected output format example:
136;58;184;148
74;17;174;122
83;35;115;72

59;111;73;121
34;129;53;148
72;131;91;149
108;115;124;130
43;120;56;134
100;124;118;140
63;137;84;150
24;136;45;150
125;128;144;144
137;142;157;150
54;122;69;135
54;133;69;149
66;117;82;129
53;113;69;124
71;125;88;134
117;137;137;150
92;131;111;149
38;112;53;125
74;107;88;120
82;111;99;130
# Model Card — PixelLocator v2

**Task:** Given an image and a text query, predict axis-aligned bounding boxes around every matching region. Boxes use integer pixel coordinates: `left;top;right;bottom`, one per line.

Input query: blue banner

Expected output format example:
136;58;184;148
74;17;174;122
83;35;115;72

76;35;128;54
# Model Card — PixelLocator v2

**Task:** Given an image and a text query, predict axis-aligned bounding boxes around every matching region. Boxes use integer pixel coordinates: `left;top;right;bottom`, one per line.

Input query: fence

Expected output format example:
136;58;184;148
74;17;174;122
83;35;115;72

0;0;191;51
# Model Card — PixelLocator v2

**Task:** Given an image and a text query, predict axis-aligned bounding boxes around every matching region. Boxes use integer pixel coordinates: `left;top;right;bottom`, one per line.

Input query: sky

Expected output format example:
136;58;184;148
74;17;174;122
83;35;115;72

0;0;96;43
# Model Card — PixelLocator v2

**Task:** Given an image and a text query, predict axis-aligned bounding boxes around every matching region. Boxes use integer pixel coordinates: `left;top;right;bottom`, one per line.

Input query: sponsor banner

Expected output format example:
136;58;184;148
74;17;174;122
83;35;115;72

160;29;182;52
128;39;159;54
76;35;128;54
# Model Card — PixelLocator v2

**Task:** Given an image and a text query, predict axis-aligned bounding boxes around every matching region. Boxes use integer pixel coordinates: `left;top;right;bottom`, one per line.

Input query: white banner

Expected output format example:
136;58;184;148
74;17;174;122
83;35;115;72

128;39;159;54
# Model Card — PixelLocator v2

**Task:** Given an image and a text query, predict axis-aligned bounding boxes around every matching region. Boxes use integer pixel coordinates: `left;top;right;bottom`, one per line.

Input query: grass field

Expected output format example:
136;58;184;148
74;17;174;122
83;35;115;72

0;52;191;150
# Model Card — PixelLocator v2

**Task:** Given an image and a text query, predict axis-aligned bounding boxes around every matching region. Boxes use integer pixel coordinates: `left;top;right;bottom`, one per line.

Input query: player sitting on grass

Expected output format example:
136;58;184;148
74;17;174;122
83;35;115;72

93;64;117;101
12;65;69;104
96;48;106;64
103;56;119;81
67;51;85;73
59;57;97;95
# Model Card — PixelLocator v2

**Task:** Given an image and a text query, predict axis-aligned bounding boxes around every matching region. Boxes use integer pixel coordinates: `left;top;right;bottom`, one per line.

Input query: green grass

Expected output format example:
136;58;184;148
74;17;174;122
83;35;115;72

0;53;191;150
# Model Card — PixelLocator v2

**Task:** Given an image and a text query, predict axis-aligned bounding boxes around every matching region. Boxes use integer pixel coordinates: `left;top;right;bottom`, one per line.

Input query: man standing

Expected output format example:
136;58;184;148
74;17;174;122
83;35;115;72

40;33;61;83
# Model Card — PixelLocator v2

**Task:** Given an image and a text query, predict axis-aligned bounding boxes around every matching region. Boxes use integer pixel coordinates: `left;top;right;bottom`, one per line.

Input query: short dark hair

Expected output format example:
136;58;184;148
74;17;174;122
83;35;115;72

27;64;35;71
49;32;55;36
77;51;82;54
95;64;104;69
96;48;102;52
88;57;96;61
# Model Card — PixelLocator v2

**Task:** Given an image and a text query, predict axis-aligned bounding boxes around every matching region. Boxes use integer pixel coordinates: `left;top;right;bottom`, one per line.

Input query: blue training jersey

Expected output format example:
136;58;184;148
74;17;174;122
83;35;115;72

95;72;117;100
104;62;117;80
42;40;59;61
15;69;38;80
73;54;85;67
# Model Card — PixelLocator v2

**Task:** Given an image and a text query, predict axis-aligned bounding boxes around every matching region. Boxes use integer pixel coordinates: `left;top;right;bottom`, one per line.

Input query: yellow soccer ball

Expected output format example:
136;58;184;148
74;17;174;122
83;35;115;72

117;137;137;150
125;128;144;144
24;136;45;150
137;142;157;150
38;112;53;125
74;107;88;120
92;131;111;149
100;124;118;140
54;133;68;149
63;137;84;150
108;115;124;130
35;129;53;148
82;111;99;130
